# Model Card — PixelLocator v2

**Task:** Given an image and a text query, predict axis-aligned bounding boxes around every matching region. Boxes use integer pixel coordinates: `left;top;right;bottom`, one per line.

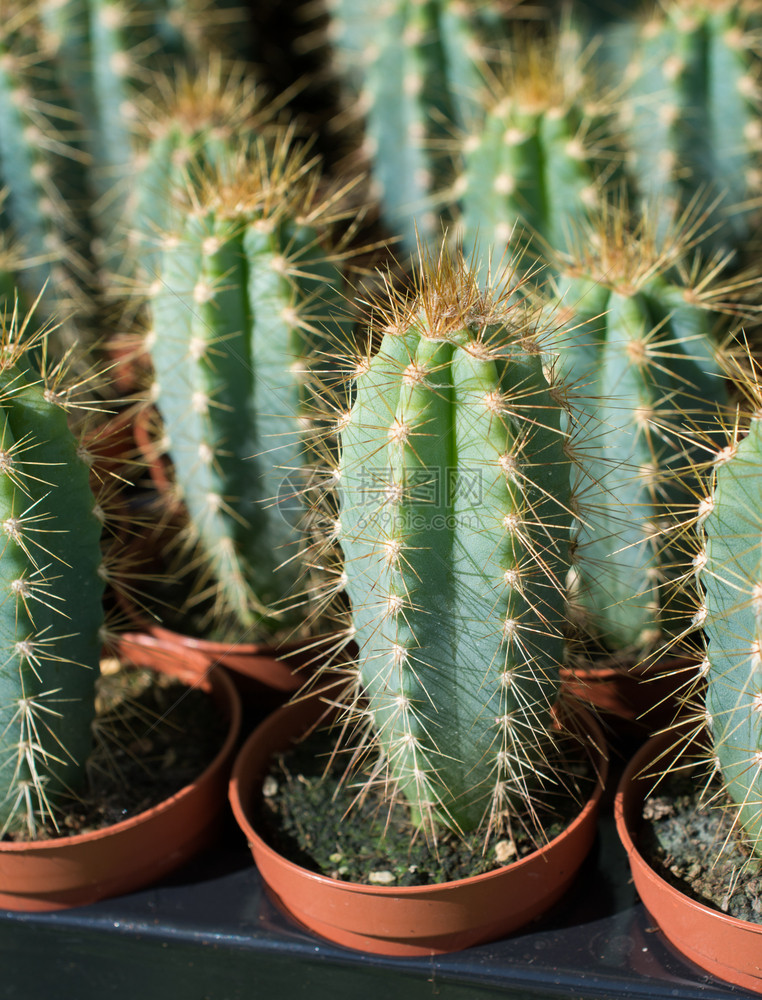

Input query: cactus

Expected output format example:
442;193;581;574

0;4;91;328
317;0;511;255
124;55;275;289
689;371;762;856
588;0;762;255
320;243;576;837
0;300;112;838
455;23;620;274
144;131;354;640
548;196;734;657
38;0;246;269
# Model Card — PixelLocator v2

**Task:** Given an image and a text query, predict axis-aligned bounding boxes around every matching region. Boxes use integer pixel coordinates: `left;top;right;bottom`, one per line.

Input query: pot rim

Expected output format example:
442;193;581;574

229;696;609;896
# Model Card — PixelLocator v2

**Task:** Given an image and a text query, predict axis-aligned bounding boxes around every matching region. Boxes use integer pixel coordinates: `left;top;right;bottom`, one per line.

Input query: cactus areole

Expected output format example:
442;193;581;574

334;251;574;837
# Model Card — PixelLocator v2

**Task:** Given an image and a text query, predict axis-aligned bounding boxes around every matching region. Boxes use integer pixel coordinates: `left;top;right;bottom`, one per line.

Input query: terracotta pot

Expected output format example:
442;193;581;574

560;655;696;735
0;637;242;913
116;626;330;698
615;731;762;993
229;692;608;956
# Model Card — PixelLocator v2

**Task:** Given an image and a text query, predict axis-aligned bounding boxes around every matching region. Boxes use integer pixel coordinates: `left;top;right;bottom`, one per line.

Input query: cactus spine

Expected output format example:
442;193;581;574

145;134;352;638
0;304;107;838
327;245;575;836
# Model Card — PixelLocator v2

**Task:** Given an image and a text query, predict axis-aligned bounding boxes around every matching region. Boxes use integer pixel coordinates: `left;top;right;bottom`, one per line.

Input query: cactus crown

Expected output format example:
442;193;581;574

134;55;273;144
312;241;583;843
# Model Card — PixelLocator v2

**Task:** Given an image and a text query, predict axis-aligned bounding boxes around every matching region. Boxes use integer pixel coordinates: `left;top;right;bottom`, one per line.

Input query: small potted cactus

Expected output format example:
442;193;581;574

228;241;608;956
0;299;241;912
128;125;359;694
615;351;762;993
541;193;741;733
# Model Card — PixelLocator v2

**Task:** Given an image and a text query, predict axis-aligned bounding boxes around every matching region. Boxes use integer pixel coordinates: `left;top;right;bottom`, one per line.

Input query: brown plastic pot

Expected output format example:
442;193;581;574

118;626;311;695
615;731;762;993
0;636;242;912
228;692;609;956
560;655;696;735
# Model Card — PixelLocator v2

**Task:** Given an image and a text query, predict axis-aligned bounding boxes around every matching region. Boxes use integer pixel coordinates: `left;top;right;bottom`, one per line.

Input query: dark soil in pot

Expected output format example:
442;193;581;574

4;661;228;843
640;768;762;924
256;726;598;887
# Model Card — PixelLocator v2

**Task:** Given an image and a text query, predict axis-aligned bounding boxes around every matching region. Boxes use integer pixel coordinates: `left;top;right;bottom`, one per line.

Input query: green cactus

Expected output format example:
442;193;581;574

589;0;762;254
318;0;510;255
549;197;733;657
455;23;620;274
322;243;575;836
693;392;762;856
145;132;353;640
0;302;108;838
0;4;90;326
38;0;244;269
124;55;276;289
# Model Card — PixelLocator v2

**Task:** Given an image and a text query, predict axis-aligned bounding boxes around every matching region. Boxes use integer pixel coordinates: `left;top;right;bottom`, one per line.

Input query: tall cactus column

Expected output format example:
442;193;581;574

0;309;105;838
697;412;762;855
328;246;575;837
548;198;732;657
598;0;762;253
146;135;351;639
318;0;509;255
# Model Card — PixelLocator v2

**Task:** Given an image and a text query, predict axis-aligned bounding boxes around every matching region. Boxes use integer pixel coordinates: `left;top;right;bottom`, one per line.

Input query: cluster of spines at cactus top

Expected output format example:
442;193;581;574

145;130;355;640
0;301;121;839
454;21;621;273
681;361;762;858
581;0;762;256
547;195;736;658
317;243;577;839
316;0;513;255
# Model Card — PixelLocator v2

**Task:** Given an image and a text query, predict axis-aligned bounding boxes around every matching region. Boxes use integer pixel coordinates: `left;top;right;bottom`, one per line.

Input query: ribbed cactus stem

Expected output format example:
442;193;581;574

605;0;762;251
147;136;350;637
334;248;573;835
0;305;105;837
322;0;506;254
40;0;233;264
699;415;762;856
456;25;617;271
551;199;731;654
0;4;87;319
